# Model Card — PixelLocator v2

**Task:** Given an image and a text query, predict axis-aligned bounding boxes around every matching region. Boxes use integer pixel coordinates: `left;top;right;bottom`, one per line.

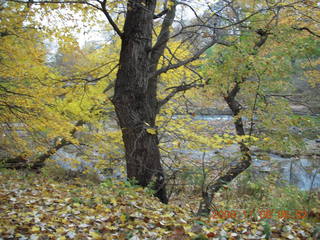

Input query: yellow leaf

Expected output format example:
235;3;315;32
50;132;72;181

90;231;102;239
56;227;65;234
120;214;126;223
73;203;81;207
31;226;40;232
106;225;118;230
146;128;157;135
187;231;196;237
127;225;134;230
168;0;175;9
110;198;117;206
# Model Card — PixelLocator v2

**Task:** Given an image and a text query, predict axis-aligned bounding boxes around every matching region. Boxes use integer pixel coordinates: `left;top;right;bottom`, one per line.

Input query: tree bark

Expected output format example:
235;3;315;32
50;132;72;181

197;83;252;215
197;30;270;215
112;0;169;203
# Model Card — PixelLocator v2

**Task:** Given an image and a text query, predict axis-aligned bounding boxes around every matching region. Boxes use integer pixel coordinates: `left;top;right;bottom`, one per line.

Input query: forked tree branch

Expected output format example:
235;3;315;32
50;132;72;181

158;79;209;108
150;38;232;79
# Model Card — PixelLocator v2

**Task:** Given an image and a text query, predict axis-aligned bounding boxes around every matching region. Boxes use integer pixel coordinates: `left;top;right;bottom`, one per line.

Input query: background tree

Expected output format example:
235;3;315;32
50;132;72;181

0;1;120;171
197;0;320;214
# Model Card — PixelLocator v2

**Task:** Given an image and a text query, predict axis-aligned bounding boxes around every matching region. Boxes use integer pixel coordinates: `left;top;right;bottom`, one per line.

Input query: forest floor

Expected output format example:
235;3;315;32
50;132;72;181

0;170;319;240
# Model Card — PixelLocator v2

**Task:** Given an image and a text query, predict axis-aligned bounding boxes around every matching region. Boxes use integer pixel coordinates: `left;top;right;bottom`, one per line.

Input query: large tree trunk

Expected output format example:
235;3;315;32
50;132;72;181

112;0;168;203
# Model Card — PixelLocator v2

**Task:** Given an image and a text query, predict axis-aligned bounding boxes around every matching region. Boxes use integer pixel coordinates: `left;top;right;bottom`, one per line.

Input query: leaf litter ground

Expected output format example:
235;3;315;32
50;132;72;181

0;171;319;240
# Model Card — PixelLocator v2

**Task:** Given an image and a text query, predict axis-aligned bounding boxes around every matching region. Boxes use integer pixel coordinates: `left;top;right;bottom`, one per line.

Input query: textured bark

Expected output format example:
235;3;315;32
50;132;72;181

112;0;174;203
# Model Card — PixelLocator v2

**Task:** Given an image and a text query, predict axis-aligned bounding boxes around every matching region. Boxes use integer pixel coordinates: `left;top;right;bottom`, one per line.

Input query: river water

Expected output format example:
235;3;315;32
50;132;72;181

51;114;319;191
183;115;320;191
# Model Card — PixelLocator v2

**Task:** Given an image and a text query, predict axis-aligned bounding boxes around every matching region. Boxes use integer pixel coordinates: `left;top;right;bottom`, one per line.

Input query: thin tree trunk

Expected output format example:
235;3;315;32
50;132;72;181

197;30;269;215
197;83;252;215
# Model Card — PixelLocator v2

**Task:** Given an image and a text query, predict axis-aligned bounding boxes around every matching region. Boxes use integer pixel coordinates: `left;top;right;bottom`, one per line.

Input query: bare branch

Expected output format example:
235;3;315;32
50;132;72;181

293;27;320;38
158;79;208;107
103;80;115;93
83;63;119;83
151;38;232;79
60;60;118;82
0;85;33;97
7;0;124;37
100;0;123;38
176;1;205;24
164;45;204;81
153;8;168;19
